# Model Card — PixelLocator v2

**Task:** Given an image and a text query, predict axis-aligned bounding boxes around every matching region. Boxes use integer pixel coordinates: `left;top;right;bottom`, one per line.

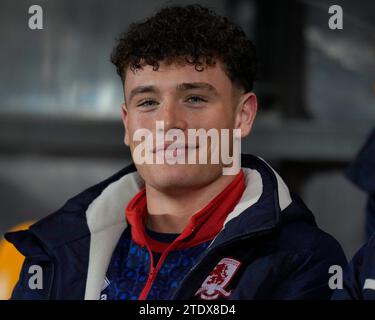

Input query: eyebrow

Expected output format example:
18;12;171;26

128;85;159;104
127;82;219;104
176;82;219;96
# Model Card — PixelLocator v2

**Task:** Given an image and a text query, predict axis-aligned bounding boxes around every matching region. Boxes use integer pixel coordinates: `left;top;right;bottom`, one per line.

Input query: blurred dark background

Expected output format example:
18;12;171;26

0;0;374;263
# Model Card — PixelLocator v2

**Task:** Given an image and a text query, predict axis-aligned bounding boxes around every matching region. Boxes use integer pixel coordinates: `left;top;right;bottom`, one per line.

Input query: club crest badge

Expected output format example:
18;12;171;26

195;257;241;300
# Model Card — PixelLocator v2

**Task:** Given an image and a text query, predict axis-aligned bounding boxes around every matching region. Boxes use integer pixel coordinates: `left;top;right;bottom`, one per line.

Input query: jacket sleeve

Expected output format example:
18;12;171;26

9;258;54;300
4;230;54;300
272;232;348;300
10;259;34;300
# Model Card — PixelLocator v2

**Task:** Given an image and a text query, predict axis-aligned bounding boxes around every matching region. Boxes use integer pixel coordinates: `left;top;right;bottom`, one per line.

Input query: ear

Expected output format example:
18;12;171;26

121;103;130;146
235;92;257;138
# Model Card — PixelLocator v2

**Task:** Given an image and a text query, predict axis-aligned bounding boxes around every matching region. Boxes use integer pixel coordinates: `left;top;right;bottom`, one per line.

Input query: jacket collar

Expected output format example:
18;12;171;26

212;154;292;247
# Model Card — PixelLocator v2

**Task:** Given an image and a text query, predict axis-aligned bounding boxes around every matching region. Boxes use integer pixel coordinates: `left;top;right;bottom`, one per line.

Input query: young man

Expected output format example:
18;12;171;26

5;4;347;300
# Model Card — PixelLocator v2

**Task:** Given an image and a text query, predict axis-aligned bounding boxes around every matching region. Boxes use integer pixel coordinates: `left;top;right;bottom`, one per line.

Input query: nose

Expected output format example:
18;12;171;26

158;99;187;132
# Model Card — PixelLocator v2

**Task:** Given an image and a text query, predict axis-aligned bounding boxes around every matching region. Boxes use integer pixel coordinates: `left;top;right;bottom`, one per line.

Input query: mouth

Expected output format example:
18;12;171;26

153;143;199;154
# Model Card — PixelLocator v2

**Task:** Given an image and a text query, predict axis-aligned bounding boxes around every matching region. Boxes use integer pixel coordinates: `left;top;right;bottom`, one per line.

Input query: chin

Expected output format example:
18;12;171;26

138;163;223;192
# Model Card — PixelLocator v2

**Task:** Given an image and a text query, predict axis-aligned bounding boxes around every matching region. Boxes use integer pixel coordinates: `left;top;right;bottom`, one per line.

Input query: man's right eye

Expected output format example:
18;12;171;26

137;100;158;107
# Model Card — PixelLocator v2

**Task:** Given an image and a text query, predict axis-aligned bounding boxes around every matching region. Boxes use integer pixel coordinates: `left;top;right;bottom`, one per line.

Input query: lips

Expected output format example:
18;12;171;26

153;142;198;153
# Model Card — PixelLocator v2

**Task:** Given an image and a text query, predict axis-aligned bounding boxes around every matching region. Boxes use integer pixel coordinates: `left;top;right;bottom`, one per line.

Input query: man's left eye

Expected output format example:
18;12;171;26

186;96;208;104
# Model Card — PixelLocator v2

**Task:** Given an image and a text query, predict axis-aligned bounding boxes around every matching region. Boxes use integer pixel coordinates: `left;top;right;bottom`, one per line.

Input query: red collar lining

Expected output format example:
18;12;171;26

126;170;245;253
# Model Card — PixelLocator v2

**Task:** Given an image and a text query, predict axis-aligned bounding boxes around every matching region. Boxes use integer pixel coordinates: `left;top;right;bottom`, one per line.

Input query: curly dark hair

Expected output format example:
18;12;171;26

111;4;257;92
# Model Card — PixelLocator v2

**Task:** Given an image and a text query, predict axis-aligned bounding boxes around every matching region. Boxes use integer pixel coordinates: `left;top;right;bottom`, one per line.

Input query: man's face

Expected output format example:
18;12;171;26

121;60;257;193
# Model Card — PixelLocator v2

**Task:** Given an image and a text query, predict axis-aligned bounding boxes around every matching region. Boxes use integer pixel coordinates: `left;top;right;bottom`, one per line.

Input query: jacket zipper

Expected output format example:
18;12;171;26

138;242;179;300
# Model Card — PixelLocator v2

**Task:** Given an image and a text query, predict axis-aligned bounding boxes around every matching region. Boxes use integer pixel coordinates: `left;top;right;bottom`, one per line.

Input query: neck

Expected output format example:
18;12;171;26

145;174;238;233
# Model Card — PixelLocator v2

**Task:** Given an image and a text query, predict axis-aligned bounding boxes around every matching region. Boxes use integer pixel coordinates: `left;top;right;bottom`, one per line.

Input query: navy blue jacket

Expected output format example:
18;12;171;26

4;155;347;300
332;233;375;300
346;128;375;239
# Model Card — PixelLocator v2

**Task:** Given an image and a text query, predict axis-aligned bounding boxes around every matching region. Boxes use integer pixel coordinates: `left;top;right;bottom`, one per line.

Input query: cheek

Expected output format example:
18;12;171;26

127;113;154;134
202;109;236;129
126;115;159;155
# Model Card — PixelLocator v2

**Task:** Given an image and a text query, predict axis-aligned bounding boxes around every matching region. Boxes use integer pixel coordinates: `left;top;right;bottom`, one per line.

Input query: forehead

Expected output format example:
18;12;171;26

124;61;234;94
